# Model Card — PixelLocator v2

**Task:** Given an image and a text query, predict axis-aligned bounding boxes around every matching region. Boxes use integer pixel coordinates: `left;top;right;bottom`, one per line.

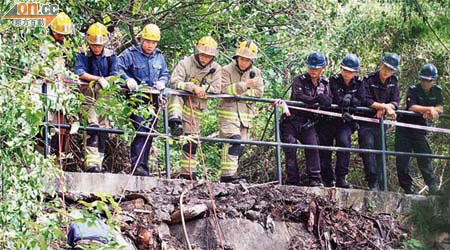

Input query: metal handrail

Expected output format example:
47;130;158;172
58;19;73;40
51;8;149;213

47;122;450;160
43;86;449;188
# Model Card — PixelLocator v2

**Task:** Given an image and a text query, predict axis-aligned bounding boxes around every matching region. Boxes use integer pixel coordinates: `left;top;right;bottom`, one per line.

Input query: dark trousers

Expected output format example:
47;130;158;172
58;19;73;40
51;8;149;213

317;121;353;183
130;95;159;172
85;125;108;153
395;127;436;191
281;116;320;185
358;122;386;189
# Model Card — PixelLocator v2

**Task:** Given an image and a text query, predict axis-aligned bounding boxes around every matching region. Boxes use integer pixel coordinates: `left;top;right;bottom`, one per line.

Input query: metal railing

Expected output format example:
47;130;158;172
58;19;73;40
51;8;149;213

42;86;450;189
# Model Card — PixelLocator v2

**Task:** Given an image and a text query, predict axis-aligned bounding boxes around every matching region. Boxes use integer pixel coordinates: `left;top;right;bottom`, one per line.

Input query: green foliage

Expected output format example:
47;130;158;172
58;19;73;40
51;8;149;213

0;21;133;249
404;239;427;250
0;0;449;246
407;189;450;249
0;25;69;249
72;193;124;249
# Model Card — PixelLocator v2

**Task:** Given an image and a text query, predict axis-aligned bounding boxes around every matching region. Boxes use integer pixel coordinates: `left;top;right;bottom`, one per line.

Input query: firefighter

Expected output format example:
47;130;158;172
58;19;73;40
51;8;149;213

281;52;332;187
169;36;222;180
317;54;365;188
219;41;264;183
74;22;118;172
118;24;169;176
49;12;72;44
395;64;442;194
34;12;73;155
359;53;400;191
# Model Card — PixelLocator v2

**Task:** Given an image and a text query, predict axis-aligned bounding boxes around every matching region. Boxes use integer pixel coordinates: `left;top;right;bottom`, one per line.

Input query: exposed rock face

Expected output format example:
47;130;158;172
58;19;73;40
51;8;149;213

170;218;315;250
53;173;417;249
58;172;425;214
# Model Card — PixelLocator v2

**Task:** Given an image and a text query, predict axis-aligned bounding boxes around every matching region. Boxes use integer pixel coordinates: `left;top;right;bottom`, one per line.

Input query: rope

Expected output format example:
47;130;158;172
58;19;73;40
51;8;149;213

188;96;195;180
180;189;193;250
56;109;68;233
187;94;225;250
197;135;226;250
116;98;162;206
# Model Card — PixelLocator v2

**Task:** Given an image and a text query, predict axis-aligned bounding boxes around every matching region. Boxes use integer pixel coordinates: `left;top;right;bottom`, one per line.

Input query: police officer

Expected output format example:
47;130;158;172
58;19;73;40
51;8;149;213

281;52;332;187
168;36;222;180
219;41;264;183
359;53;400;191
74;22;118;172
317;54;365;188
118;24;169;176
395;64;442;194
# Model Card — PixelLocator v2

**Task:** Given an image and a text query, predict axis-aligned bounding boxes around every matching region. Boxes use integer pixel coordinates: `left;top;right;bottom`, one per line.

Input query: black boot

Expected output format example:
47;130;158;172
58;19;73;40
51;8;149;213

86;165;103;173
220;175;245;184
323;180;335;187
169;119;183;137
179;173;197;181
428;184;438;194
403;187;417;195
336;177;350;189
368;182;379;192
309;178;323;187
133;167;150;176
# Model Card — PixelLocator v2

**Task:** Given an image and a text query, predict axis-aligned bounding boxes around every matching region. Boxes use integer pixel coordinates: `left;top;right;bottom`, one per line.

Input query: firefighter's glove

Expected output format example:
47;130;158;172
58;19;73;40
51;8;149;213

126;78;138;91
97;77;109;89
155;80;166;91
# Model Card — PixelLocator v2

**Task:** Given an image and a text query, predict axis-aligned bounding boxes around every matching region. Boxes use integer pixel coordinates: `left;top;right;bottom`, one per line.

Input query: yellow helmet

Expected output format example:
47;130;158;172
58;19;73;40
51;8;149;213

196;36;218;56
86;23;109;45
50;12;73;35
235;41;259;59
141;24;160;41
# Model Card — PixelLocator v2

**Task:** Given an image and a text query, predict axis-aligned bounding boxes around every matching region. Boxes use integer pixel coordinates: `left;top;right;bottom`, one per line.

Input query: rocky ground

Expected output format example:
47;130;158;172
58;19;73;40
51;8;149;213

59;178;407;250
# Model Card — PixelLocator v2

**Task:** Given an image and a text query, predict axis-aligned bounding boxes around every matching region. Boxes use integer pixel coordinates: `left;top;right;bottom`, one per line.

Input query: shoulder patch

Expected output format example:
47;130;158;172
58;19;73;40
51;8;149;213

433;85;442;91
129;46;138;52
387;83;396;88
153;48;162;55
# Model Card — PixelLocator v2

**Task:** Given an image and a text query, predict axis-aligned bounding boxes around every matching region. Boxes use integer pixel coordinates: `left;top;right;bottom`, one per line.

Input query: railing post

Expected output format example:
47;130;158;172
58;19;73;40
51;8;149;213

380;117;387;191
163;100;171;178
43;82;49;158
274;105;282;184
